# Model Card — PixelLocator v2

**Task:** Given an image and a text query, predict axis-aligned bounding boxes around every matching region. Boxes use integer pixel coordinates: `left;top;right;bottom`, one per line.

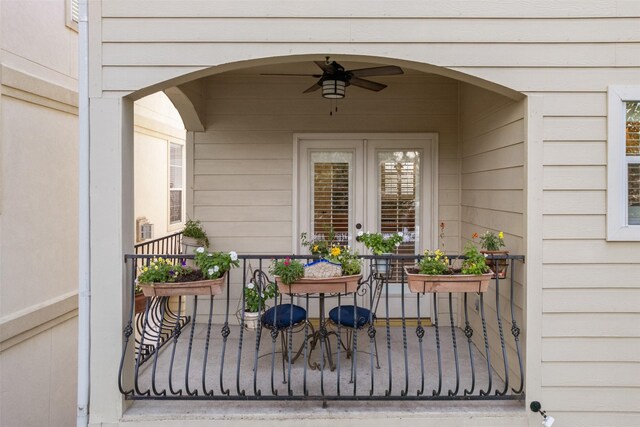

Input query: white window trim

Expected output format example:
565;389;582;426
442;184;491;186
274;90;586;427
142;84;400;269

607;85;640;240
168;142;184;229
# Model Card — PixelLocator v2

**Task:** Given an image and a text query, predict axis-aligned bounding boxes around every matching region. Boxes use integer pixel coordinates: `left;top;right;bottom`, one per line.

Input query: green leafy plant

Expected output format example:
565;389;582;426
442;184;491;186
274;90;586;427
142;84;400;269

461;242;490;275
327;245;362;275
183;218;210;248
244;279;278;313
194;247;239;279
137;257;188;283
418;249;450;275
476;230;505;251
357;231;404;255
270;257;305;285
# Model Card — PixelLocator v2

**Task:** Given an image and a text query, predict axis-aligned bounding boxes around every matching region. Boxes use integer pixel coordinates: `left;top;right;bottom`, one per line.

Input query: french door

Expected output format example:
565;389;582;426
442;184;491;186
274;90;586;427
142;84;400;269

295;133;438;318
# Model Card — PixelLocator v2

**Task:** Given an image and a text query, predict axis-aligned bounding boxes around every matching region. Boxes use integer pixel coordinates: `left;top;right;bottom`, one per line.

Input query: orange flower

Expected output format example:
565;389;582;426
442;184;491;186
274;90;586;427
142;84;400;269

472;232;479;239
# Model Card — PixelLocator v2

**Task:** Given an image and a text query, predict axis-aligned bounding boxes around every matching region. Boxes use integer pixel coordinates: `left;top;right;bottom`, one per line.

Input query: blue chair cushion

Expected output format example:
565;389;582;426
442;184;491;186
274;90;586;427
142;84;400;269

261;304;307;329
329;305;374;329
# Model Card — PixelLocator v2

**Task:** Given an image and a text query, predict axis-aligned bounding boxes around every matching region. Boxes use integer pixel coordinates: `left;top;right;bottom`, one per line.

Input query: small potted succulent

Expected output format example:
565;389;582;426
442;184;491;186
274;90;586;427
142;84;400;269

475;230;508;279
356;231;404;275
404;243;492;294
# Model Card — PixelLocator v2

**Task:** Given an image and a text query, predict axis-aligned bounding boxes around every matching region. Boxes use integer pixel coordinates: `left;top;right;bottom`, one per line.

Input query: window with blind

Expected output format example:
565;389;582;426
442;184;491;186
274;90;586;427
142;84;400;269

626;101;640;225
378;151;420;280
169;143;183;224
607;86;640;240
311;152;352;245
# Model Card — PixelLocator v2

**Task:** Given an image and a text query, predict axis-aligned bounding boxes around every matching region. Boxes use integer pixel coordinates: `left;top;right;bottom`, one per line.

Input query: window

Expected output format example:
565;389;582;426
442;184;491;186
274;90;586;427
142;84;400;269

66;0;79;31
169;143;183;225
607;86;640;240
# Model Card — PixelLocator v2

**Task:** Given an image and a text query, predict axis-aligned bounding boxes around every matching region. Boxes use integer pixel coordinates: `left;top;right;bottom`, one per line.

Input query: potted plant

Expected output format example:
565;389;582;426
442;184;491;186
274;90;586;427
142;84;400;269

356;231;404;275
404;243;493;293
242;278;278;330
182;218;210;253
137;249;239;296
134;283;146;314
476;230;508;279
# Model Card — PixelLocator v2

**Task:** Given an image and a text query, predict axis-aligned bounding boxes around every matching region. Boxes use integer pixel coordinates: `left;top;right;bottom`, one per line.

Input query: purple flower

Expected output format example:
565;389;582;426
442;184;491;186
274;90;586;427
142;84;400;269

181;260;187;266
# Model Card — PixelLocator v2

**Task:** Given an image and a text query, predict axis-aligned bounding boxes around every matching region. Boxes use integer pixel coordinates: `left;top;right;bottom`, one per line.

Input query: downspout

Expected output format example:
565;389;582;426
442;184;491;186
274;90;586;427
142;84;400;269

77;0;91;425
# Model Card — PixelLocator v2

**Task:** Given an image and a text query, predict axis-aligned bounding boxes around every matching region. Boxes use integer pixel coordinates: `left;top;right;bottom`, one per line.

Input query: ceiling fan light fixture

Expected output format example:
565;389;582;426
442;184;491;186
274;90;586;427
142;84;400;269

322;79;346;99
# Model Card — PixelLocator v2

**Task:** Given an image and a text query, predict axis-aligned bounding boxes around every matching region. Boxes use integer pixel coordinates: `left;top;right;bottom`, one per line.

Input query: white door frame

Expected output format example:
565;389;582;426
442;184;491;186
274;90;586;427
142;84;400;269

292;133;439;253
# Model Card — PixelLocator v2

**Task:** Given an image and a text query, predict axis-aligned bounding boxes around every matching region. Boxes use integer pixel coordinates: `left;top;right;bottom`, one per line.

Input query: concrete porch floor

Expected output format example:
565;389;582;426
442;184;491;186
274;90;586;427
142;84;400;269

122;323;526;426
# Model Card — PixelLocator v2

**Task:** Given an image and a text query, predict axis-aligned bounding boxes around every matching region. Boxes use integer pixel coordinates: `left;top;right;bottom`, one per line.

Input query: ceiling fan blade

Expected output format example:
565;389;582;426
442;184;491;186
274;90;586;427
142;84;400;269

349;77;387;92
260;73;322;77
349;65;404;78
302;81;322;93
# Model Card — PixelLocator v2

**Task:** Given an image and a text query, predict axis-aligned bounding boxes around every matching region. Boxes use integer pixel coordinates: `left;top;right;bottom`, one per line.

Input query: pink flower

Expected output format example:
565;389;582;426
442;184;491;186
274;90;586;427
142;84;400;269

284;257;290;266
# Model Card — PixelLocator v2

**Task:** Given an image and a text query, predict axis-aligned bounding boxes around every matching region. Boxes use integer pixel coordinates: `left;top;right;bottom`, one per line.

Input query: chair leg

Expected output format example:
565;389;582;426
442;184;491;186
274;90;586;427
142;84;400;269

280;332;287;384
373;328;380;369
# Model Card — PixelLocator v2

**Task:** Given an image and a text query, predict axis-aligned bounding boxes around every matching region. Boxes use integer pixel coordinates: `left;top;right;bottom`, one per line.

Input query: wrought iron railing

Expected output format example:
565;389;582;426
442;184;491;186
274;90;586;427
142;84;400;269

132;231;186;363
119;253;525;403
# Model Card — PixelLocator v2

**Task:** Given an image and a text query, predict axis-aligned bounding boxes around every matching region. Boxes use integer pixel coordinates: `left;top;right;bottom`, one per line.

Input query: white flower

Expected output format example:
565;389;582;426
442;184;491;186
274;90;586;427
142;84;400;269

247;282;255;289
357;231;364;237
208;253;213;257
229;251;238;261
395;242;401;247
261;293;265;298
207;268;214;276
196;247;205;253
213;265;220;272
397;231;404;237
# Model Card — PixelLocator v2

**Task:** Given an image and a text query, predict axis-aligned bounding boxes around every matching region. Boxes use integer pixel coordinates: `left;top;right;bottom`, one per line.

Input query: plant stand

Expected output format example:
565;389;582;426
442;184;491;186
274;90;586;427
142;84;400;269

139;273;227;297
404;267;492;293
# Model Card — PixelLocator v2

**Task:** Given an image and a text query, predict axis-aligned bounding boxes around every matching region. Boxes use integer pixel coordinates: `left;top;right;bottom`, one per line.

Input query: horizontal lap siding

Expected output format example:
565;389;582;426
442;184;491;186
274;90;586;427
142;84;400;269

459;83;526;387
542;90;640;416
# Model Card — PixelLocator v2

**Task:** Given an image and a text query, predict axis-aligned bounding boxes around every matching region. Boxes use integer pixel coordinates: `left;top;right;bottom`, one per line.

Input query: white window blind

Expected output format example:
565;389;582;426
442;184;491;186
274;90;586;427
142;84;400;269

379;151;420;281
313;162;350;243
169;143;183;224
71;0;79;22
626;101;640;225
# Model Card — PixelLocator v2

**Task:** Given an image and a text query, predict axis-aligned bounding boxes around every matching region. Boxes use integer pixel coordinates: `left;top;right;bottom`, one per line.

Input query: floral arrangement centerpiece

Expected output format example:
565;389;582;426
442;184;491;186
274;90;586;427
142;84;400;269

137;248;239;296
404;243;493;294
475;230;509;279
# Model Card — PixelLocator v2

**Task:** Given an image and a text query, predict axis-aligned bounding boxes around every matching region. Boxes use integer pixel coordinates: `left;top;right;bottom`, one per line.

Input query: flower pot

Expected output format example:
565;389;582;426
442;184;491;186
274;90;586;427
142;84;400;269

404;267;492;294
139;273;227;297
275;274;362;294
134;293;147;314
480;250;509;279
242;311;261;330
374;254;392;276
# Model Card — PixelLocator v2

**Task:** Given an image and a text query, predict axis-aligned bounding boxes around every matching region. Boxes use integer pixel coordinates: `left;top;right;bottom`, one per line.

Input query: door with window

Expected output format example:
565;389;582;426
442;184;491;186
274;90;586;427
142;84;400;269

296;134;437;318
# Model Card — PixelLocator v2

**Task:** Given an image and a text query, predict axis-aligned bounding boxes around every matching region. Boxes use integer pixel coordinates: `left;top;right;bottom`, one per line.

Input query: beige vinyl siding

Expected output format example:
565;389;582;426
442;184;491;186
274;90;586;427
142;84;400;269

459;83;526;389
541;89;640;418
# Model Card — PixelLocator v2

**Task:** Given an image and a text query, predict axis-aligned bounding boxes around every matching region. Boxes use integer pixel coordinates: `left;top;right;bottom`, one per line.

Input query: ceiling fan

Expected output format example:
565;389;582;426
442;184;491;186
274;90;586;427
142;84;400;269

261;58;404;99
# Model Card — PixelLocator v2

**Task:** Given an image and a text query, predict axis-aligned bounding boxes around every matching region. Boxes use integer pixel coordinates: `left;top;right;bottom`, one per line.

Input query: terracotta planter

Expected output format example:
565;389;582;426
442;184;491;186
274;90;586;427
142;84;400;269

134;293;147;314
404;267;492;294
139;273;227;297
480;250;509;279
275;274;362;294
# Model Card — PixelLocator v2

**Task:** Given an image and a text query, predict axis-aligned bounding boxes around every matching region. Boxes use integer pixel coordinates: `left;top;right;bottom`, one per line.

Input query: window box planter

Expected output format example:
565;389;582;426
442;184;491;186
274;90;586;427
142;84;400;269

404;267;492;294
134;293;147;314
275;274;362;294
139;273;227;297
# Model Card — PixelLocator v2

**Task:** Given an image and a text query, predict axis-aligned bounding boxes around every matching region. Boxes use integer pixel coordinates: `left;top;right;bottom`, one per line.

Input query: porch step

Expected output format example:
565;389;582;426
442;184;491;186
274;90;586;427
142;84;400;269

119;400;528;426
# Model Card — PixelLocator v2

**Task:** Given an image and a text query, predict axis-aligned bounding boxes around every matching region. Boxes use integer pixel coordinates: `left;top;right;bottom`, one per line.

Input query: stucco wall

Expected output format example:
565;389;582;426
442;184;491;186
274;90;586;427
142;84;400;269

0;1;79;425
